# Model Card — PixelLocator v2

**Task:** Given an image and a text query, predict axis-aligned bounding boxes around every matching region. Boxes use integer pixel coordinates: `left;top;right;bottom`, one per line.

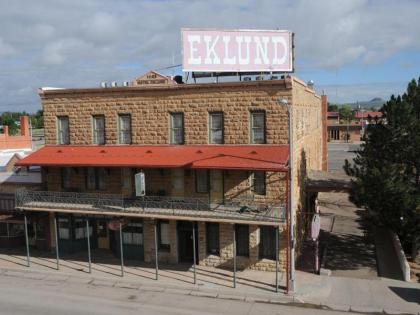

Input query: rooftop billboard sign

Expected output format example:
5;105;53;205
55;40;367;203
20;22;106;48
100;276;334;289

181;29;293;73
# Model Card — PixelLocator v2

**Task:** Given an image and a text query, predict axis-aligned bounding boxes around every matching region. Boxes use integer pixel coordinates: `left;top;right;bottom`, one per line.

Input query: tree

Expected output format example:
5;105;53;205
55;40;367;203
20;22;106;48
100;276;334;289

338;105;354;122
328;103;339;112
344;78;420;261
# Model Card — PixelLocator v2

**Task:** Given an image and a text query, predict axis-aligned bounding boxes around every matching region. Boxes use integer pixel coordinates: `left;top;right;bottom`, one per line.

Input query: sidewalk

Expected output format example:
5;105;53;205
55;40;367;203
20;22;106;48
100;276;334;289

0;250;419;314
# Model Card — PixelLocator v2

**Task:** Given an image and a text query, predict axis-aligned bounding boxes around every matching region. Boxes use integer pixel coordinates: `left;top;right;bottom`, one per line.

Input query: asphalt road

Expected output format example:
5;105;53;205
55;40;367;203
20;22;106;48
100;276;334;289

0;274;351;315
328;143;361;173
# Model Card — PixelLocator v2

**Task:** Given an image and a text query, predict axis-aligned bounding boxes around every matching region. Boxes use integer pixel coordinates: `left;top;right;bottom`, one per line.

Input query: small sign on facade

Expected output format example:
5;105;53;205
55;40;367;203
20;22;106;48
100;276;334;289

135;171;146;197
311;213;321;240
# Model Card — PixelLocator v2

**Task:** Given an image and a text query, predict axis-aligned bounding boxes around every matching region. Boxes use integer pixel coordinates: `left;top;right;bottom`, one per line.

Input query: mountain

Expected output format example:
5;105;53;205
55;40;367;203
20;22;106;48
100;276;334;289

334;98;386;110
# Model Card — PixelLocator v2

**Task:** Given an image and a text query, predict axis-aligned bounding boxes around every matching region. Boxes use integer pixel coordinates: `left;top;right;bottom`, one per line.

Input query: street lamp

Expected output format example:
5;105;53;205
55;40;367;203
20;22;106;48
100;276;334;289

278;98;296;292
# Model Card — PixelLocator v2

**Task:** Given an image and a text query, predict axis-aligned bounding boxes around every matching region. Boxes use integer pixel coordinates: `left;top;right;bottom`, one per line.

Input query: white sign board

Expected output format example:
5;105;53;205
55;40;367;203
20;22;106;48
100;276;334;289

135;171;145;197
182;28;293;72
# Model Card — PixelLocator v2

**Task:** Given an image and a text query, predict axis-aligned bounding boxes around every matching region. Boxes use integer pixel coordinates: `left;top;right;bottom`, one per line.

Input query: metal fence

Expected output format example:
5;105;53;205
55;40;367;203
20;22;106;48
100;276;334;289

15;189;285;221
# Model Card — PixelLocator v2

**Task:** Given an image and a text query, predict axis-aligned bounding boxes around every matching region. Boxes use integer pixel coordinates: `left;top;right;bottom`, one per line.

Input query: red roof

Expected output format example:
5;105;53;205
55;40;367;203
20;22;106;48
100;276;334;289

16;145;289;172
355;111;382;119
327;111;339;117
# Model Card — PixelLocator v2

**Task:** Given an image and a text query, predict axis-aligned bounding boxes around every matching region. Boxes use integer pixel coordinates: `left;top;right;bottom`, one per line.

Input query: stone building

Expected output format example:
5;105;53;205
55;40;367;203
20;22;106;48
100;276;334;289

15;73;327;279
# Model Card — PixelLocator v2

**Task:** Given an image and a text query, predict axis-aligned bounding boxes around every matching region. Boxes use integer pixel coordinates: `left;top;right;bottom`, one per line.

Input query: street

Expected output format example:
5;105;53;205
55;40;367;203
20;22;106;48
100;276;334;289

0;274;352;315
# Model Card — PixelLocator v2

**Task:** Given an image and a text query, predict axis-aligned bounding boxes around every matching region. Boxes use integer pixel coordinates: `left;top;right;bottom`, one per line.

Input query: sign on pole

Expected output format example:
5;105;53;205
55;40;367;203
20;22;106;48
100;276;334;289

135;171;145;197
181;28;293;73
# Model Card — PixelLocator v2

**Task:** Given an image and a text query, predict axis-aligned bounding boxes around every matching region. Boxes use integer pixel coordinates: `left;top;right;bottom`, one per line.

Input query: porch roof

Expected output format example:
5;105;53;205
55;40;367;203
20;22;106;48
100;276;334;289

16;145;289;172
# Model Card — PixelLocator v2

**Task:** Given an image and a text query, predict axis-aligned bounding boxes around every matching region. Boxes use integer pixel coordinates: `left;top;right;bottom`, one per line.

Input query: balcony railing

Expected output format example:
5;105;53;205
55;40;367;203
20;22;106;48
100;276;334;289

15;189;285;222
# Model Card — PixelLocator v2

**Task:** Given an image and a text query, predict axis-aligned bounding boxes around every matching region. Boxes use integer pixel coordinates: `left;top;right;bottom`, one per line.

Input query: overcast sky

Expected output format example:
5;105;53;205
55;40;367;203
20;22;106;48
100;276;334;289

1;0;419;112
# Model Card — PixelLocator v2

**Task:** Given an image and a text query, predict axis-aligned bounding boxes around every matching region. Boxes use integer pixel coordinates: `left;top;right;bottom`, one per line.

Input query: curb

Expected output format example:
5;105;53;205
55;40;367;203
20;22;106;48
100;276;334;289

1;267;418;315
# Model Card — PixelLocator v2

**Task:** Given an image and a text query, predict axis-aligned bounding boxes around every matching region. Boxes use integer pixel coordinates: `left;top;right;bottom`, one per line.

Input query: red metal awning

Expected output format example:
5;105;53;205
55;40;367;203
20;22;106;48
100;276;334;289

16;145;289;172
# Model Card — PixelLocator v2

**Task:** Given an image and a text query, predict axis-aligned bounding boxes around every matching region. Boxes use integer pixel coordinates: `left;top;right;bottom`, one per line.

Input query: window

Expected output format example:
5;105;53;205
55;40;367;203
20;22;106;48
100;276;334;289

122;222;143;245
250;111;265;144
118;114;132;144
259;226;276;259
58;218;70;240
57;116;70;144
209;112;223;144
61;168;71;190
206;223;219;255
170;113;184;144
36;221;47;240
251;171;266;195
92;115;105;145
86;167;107;190
74;219;92;240
235;224;249;257
195;170;209;193
158;220;170;251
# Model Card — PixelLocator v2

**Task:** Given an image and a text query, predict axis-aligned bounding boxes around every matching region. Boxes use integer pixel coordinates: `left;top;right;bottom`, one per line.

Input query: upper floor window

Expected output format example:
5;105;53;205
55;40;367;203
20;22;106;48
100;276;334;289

61;167;71;190
86;167;107;190
169;113;184;144
118;114;131;144
209;112;224;144
251;171;266;195
250;111;266;144
57;116;70;145
92;115;105;145
195;170;209;193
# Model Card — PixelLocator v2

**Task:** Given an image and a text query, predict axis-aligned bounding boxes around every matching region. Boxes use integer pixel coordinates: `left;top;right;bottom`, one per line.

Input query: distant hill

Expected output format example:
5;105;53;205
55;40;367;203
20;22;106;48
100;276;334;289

332;98;386;110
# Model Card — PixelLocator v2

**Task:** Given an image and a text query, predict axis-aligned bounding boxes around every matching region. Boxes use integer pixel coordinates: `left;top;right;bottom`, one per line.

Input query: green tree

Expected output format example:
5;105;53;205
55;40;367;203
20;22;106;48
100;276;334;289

328;103;339;112
338;105;354;122
344;78;420;260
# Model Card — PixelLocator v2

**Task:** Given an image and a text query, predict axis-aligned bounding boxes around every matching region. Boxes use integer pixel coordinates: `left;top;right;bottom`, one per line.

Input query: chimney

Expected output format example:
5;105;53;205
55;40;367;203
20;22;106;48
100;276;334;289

321;95;328;171
20;116;29;136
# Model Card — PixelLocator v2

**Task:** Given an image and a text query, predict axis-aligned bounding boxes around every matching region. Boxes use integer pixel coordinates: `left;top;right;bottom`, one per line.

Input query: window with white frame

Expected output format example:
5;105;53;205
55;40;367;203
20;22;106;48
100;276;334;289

250;111;265;144
74;219;92;240
92;115;105;145
251;171;266;195
57;116;70;145
118;114;132;144
169;113;184;144
209;112;223;144
58;217;70;239
122;222;143;245
158;220;170;251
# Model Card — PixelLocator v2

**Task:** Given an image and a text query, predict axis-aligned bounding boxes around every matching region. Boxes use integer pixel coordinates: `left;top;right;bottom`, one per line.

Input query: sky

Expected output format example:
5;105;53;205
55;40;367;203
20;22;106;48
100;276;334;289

0;0;420;112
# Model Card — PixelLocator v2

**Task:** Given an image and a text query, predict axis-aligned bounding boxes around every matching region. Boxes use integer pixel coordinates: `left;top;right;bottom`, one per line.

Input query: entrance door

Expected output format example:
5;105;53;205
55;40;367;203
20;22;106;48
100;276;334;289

177;221;198;263
210;170;224;204
97;220;109;249
171;169;185;197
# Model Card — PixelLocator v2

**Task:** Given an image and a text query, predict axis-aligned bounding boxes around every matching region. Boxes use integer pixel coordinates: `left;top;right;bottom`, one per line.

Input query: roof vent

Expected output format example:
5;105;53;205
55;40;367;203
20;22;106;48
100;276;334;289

100;82;107;88
146;150;152;154
196;150;203;154
111;81;118;87
57;150;62;153
243;77;251;81
123;81;130;87
100;149;106;153
249;150;258;155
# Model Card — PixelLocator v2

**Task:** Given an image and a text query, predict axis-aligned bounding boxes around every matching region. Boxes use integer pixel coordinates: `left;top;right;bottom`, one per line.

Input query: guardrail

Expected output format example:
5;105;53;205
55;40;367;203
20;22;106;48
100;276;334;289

15;189;285;221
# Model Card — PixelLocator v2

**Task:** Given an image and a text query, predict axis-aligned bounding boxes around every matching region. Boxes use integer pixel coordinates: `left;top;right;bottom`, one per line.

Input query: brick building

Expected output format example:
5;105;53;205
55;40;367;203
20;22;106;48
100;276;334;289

15;74;327;281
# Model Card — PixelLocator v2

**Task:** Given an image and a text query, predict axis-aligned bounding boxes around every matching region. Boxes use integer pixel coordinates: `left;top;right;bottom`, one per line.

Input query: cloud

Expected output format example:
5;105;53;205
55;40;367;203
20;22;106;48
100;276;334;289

0;0;419;111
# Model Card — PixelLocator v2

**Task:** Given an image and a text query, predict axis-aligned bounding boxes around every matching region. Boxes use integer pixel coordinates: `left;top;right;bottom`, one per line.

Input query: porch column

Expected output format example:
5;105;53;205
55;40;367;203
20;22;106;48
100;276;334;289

86;219;91;273
275;226;279;292
232;224;236;288
24;213;30;267
54;215;60;270
154;221;159;280
119;222;124;277
192;221;196;284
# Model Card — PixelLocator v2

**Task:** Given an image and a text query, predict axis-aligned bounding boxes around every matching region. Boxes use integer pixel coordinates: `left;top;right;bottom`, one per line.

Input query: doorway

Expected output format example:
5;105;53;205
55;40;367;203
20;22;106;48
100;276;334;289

171;169;185;197
177;221;198;263
209;170;224;204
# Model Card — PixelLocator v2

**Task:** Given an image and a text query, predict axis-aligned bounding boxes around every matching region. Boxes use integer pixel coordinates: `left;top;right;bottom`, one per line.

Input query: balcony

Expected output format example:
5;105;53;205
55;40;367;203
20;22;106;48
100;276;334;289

15;189;285;224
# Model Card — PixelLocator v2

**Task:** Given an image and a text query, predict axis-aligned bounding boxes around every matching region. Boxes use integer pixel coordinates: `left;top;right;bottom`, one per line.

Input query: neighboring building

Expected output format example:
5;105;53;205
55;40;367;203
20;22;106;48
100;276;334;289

15;74;327;277
327;110;383;142
0;117;42;248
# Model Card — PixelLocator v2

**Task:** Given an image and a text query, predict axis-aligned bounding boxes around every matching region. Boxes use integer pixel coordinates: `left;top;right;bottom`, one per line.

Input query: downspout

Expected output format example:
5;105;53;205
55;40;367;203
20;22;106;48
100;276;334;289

285;170;290;294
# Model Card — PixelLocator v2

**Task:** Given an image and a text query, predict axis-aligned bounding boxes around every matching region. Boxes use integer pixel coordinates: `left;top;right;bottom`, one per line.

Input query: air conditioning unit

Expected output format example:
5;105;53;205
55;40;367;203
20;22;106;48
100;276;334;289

111;81;118;87
270;76;279;80
123;81;130;87
256;76;264;81
243;77;251;81
100;82;107;88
